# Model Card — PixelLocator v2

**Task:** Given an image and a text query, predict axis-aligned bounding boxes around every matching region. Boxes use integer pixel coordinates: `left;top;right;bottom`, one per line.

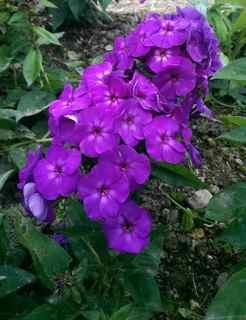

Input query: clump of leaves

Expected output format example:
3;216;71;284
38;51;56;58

50;0;113;30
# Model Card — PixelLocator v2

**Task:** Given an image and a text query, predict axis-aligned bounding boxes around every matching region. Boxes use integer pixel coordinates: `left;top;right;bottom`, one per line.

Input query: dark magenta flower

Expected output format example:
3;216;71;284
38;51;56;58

144;17;188;48
147;47;182;73
130;72;161;112
33;144;81;200
154;57;196;98
92;75;129;115
79;106;119;157
23;182;54;223
144;116;185;164
18;146;42;190
103;201;152;254
116;98;152;147
78;163;129;220
99;145;150;188
49;84;90;122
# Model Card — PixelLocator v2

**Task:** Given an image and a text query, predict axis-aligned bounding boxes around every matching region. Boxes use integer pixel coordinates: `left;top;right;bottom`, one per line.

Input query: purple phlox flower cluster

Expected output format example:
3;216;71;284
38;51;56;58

18;7;221;254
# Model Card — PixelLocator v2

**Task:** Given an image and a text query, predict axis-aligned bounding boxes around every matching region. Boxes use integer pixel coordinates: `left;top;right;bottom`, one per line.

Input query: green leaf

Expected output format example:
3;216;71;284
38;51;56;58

206;182;246;221
205;267;246;320
20;300;79;320
218;218;246;249
213;58;246;81
39;0;57;8
0;108;16;130
68;0;83;20
220;115;246;127
0;46;12;72
23;48;43;87
16;89;54;122
109;305;132;320
99;0;113;10
131;226;166;276
0;169;15;191
0;265;35;299
152;162;206;189
34;26;62;46
126;272;162;312
232;9;246;31
9;147;28;169
220;126;246;143
15;216;71;289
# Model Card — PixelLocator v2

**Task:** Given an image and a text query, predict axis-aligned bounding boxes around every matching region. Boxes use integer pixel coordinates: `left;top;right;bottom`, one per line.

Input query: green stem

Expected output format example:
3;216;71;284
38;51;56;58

81;236;103;267
163;191;189;214
0;138;52;152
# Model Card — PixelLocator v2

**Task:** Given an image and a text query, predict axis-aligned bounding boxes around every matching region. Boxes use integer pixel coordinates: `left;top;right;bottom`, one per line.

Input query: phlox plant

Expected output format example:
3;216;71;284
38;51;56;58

18;6;221;255
10;6;223;318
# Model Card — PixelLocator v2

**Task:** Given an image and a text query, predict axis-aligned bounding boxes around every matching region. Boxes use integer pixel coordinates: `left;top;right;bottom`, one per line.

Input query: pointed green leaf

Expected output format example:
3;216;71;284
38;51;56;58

16;89;54;122
213;58;246;81
15;216;71;289
34;26;62;46
205;267;246;320
0;169;15;191
152;162;206;188
23;48;42;87
109;305;132;320
0;265;35;298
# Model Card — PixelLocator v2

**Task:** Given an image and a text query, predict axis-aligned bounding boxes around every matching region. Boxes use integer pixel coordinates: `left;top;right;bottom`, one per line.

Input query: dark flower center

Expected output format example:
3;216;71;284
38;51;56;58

122;219;134;232
93;126;102;135
54;164;63;176
170;71;179;82
125;115;134;124
120;161;129;170
160;133;167;143
99;185;109;196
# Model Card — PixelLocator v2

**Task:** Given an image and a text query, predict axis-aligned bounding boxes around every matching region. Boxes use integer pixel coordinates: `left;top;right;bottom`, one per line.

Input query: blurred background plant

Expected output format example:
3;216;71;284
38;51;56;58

50;0;113;30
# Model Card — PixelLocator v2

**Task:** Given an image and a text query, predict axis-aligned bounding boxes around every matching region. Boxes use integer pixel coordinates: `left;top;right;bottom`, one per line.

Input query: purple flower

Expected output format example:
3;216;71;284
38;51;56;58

147;47;182;73
103;201;151;254
78;106;119;157
144;116;185;164
154;57;196;98
78;163;129;220
83;62;113;89
49;84;90;122
181;126;202;167
144;17;188;48
92;75;129;115
99;145;150;189
130;72;161;112
49;112;82;145
33;144;81;200
104;36;134;71
23;182;54;223
186;30;207;63
116;98;152;147
18;146;42;190
127;19;160;57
